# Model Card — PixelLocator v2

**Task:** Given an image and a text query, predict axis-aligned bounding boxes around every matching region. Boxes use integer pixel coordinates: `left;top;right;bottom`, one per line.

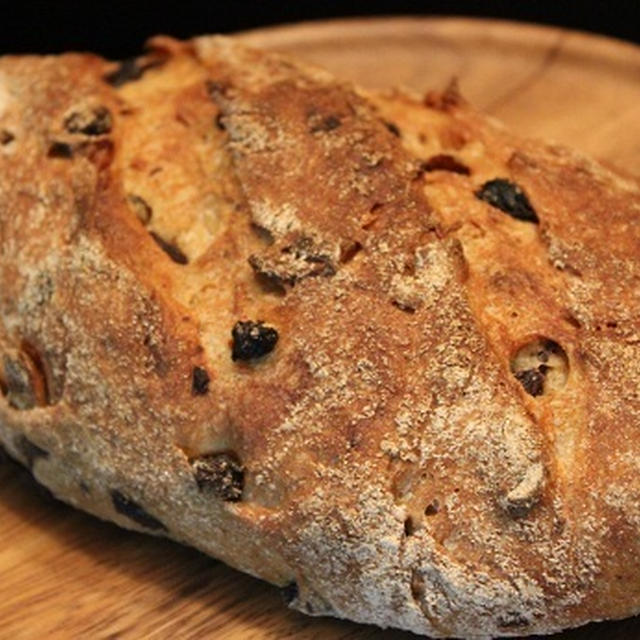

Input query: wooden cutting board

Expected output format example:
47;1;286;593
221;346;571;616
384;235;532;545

2;17;640;640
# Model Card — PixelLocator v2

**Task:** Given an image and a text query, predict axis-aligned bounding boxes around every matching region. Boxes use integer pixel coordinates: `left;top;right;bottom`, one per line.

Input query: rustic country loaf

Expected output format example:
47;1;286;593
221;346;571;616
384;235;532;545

1;35;640;638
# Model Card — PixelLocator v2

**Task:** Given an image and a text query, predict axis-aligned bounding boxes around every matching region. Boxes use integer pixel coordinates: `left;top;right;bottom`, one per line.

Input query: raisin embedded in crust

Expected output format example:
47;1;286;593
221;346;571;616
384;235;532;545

214;113;226;131
64;106;112;136
0;129;14;145
514;368;547;397
15;435;49;469
191;452;244;502
403;516;416;536
281;581;299;605
104;57;164;87
308;113;341;133
149;231;189;265
191;366;210;395
475;178;539;223
424;499;440;516
511;339;568;396
47;141;73;159
231;320;278;361
384;120;401;137
110;489;167;531
104;59;145;86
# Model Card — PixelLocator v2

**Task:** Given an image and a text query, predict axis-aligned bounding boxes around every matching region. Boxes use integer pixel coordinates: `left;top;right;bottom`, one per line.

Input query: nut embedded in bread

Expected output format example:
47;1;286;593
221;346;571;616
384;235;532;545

1;35;640;638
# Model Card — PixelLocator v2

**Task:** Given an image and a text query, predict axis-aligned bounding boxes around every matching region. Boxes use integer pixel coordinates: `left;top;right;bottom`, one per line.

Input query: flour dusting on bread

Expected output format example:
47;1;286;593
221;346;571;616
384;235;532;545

1;36;640;638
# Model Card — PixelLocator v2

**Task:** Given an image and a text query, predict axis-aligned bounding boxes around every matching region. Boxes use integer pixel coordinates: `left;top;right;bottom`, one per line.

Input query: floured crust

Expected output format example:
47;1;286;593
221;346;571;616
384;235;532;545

1;36;640;638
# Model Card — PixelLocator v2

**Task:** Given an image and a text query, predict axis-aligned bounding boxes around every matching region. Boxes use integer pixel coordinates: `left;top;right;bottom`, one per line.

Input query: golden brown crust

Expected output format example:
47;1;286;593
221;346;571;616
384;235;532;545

1;36;640;638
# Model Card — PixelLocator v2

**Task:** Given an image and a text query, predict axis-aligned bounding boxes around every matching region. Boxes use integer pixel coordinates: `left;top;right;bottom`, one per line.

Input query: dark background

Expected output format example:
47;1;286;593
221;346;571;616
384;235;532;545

0;0;638;57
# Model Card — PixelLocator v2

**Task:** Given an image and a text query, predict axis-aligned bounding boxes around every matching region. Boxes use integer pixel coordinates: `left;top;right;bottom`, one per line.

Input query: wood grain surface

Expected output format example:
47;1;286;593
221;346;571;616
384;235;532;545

2;17;640;640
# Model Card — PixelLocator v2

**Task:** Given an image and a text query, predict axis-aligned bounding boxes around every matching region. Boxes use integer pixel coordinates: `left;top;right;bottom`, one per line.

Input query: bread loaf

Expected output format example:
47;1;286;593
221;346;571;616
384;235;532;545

1;35;640;638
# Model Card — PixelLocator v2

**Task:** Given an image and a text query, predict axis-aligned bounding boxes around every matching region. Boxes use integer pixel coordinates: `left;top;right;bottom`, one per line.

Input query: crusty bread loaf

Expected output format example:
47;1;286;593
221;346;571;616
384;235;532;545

1;35;640;638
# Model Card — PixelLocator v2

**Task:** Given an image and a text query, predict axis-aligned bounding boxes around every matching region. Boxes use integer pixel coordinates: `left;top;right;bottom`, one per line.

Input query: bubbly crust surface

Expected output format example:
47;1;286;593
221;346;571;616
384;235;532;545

1;36;640;638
